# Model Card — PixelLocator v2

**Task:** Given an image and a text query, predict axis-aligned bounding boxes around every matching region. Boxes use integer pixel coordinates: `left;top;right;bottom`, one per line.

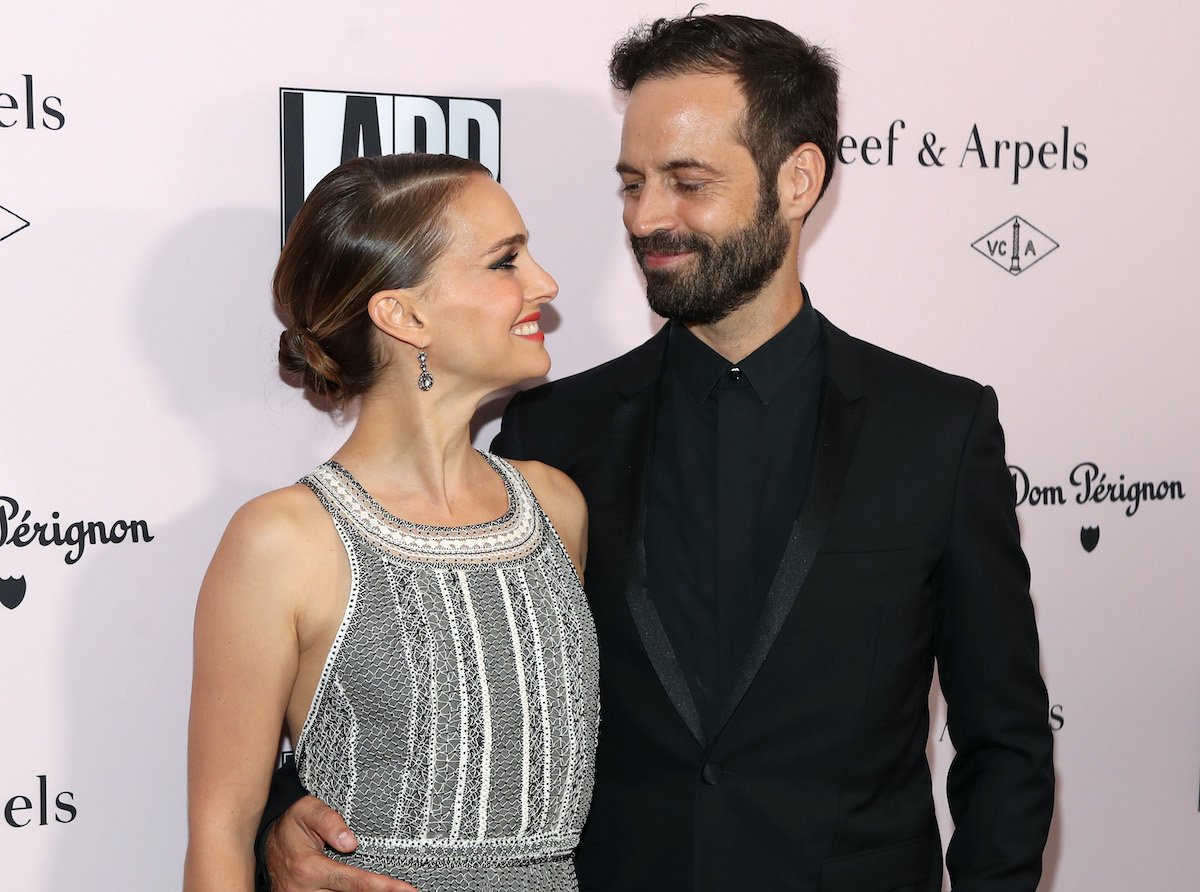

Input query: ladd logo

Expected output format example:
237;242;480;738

0;203;29;243
971;215;1059;275
280;88;501;240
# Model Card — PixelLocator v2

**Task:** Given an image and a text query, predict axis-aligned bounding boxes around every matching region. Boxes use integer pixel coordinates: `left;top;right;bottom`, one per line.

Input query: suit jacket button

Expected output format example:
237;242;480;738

701;763;723;785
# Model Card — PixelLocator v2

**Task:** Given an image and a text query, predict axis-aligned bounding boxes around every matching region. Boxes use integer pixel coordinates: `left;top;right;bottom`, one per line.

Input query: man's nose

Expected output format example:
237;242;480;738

626;183;676;238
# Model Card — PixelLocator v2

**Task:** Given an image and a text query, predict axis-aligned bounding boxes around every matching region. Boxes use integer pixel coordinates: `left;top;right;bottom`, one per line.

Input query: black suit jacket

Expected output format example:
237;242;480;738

491;313;1054;892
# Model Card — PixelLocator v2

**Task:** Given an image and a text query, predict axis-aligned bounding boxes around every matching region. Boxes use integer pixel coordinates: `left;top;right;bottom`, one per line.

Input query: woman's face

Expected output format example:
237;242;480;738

419;175;558;391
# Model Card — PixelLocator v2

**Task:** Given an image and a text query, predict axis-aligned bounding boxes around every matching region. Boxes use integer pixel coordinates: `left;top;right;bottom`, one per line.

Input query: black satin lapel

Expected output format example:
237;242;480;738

712;378;865;739
612;387;708;748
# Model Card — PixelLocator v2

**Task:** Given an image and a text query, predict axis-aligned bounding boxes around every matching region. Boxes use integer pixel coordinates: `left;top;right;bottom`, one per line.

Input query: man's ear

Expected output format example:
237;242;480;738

779;143;826;223
368;289;430;350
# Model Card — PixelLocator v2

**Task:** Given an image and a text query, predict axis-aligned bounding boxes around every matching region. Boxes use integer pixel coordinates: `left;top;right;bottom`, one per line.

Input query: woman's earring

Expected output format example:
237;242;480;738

417;351;434;392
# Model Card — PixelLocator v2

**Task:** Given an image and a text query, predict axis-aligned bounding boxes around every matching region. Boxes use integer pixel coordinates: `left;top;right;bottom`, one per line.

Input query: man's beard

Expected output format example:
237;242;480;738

630;194;790;326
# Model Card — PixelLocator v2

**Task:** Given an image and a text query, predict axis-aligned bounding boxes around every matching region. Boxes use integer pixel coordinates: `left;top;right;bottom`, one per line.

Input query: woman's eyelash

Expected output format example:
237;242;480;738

490;252;519;270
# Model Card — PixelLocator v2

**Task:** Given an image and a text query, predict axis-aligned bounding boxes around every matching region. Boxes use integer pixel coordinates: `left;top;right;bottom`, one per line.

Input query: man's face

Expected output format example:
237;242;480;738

616;72;790;326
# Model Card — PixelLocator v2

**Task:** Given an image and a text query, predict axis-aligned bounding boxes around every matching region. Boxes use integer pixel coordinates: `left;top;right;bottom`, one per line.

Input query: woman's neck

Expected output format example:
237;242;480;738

331;376;499;523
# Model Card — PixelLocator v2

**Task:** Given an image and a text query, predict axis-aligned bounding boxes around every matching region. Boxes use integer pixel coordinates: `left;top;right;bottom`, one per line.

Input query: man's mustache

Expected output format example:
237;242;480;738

629;231;712;260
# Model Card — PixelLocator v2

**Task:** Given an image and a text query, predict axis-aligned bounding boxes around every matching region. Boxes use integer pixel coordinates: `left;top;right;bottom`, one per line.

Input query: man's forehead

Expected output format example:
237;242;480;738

619;72;748;168
625;70;747;118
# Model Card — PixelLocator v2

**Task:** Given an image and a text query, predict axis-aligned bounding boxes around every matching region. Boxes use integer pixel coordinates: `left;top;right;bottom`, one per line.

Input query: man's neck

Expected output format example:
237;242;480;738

685;276;805;364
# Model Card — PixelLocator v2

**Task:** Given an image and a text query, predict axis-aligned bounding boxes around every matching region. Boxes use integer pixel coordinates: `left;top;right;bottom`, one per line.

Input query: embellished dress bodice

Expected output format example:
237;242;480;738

295;453;599;890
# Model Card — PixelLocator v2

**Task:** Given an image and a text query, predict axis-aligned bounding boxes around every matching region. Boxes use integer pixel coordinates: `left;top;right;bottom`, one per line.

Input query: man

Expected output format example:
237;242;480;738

259;14;1054;891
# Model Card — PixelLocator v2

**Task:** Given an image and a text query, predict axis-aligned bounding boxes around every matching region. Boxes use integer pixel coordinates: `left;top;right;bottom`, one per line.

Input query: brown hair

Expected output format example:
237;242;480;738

610;14;840;208
275;153;490;400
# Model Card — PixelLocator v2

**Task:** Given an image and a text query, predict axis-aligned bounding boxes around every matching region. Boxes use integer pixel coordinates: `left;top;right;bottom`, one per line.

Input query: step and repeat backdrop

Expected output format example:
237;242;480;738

3;1;1197;888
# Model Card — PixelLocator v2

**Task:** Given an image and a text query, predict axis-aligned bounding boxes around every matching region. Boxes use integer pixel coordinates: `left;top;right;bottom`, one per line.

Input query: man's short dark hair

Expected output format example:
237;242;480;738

610;13;839;206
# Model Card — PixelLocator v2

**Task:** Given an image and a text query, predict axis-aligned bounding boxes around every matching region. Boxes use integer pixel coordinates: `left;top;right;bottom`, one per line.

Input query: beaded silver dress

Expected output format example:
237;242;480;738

294;453;599;890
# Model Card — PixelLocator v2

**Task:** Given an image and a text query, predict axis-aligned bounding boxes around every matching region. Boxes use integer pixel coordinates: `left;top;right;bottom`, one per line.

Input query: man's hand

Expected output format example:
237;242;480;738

265;796;417;892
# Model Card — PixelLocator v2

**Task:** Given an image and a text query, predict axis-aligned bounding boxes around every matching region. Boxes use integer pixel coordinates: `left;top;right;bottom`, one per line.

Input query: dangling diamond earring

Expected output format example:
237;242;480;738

417;351;434;391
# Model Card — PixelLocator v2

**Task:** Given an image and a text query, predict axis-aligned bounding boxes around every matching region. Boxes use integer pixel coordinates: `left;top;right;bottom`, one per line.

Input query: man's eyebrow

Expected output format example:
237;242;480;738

615;159;718;176
661;158;717;174
481;233;528;256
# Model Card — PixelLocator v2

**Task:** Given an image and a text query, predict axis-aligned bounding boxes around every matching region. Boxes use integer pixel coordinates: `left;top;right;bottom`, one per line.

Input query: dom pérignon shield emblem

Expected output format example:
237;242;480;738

1079;526;1100;553
0;576;27;610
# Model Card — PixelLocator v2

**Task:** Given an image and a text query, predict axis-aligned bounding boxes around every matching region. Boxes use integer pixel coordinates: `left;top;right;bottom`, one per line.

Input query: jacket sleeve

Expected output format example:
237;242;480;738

933;385;1055;891
490;389;528;460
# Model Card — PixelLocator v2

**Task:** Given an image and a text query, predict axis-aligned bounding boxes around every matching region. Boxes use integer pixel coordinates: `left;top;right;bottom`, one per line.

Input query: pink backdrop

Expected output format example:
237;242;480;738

3;2;1198;888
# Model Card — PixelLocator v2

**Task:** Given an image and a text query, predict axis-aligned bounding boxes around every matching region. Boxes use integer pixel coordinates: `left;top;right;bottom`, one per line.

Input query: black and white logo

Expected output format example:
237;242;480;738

0;74;65;130
0;496;155;566
972;215;1059;275
0;575;25;610
280;88;501;240
836;121;1087;184
1011;462;1185;551
1010;462;1186;517
0;204;29;243
3;776;76;828
1079;526;1100;553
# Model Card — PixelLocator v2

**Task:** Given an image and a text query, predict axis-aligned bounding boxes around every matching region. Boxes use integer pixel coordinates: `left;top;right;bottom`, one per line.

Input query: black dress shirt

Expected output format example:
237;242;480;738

644;294;823;737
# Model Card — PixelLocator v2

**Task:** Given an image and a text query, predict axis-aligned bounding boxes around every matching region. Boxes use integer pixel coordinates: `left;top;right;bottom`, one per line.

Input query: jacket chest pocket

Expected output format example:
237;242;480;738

809;524;933;618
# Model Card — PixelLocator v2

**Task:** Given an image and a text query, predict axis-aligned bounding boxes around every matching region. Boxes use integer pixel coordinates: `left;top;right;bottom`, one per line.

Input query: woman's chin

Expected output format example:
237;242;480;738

520;351;552;382
481;356;551;394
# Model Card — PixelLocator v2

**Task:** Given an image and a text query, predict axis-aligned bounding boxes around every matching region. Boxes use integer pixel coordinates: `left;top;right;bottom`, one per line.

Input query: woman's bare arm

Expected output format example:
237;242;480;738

184;487;331;891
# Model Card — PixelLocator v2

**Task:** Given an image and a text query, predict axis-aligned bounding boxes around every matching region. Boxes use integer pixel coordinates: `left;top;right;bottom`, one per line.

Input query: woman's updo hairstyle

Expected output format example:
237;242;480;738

276;153;490;400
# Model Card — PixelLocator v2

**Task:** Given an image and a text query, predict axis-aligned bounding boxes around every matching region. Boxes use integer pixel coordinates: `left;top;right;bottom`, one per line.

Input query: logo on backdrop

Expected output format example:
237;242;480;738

0;576;26;610
0;204;29;243
279;87;501;241
1079;526;1100;553
971;215;1059;275
0;496;155;567
1008;462;1187;552
0;496;156;611
836;120;1087;184
0;74;65;130
3;776;76;828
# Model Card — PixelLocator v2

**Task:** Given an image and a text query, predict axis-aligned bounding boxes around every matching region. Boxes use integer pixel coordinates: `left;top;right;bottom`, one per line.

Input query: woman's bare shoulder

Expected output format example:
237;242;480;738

507;459;588;575
507;460;585;522
225;484;329;550
207;483;340;592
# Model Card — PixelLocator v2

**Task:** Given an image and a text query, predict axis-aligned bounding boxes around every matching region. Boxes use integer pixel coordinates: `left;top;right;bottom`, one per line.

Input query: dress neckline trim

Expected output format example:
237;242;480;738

321;450;518;535
302;451;543;565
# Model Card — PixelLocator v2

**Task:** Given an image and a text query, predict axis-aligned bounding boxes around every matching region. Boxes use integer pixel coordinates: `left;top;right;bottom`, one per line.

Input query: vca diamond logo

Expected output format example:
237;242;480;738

971;215;1059;275
0;204;30;243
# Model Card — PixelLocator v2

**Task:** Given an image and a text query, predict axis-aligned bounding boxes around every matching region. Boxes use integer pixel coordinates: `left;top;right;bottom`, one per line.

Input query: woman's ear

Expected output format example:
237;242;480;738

368;289;430;349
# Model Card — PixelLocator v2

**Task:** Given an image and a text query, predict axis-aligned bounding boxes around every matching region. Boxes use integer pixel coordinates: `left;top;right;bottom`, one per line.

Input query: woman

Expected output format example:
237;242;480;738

185;154;598;891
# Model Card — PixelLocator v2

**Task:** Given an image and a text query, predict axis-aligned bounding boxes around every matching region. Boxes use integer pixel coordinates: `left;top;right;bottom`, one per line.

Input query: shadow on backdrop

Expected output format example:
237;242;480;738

48;82;629;887
49;205;305;889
